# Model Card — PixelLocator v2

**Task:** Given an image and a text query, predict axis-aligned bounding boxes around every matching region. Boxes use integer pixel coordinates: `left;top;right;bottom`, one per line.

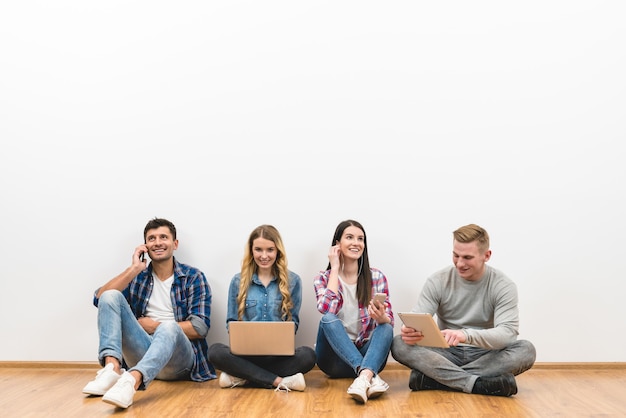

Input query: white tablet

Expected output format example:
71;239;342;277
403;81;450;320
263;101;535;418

397;312;450;348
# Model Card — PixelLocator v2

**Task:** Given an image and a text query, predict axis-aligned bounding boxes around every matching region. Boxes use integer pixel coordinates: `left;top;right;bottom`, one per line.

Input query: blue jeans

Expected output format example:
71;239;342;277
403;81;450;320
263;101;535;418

315;313;393;378
391;335;537;393
97;290;195;389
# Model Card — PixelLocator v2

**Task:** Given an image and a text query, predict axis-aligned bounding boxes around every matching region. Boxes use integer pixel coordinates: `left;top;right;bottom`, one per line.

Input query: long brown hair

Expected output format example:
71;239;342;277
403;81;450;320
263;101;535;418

326;219;373;307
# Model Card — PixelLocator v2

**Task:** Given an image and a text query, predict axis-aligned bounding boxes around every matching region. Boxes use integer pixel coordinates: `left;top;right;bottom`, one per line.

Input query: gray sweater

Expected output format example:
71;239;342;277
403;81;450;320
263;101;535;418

413;264;519;350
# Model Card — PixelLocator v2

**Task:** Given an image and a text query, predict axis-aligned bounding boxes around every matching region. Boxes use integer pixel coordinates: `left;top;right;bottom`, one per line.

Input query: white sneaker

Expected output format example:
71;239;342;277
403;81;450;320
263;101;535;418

367;374;389;399
219;372;247;388
102;371;136;409
275;372;306;392
82;363;124;396
347;375;370;403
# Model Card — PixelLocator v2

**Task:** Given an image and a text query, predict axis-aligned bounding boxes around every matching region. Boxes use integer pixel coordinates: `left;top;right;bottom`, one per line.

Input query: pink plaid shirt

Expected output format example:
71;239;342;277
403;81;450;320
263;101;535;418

314;267;394;347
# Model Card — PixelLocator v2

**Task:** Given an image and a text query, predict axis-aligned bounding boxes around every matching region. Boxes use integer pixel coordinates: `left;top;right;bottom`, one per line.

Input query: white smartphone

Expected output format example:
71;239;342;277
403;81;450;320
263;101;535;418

373;292;386;305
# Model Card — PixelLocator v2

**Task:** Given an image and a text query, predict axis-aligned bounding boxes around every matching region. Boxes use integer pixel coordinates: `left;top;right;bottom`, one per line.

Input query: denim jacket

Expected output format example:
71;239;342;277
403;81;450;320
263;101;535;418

226;270;302;332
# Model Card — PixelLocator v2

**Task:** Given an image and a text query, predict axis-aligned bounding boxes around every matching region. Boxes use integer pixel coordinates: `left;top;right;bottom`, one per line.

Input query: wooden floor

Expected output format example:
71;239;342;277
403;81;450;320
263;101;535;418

1;363;625;417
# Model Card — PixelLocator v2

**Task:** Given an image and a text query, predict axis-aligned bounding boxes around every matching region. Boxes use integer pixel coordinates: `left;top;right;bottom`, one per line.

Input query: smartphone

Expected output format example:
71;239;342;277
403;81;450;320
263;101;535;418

139;251;145;262
373;292;386;305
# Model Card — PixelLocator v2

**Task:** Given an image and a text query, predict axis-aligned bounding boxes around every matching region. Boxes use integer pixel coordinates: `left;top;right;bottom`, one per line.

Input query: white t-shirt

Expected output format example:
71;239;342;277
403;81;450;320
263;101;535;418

338;276;360;341
145;274;175;322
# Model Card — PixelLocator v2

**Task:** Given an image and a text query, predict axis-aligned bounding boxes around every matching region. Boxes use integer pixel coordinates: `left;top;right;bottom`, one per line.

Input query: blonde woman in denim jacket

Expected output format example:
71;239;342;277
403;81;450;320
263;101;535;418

209;225;316;391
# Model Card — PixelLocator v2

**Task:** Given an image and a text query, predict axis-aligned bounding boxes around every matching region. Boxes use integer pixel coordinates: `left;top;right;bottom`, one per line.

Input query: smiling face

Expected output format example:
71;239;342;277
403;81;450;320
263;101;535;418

145;226;178;262
452;239;491;281
338;225;365;262
252;236;277;273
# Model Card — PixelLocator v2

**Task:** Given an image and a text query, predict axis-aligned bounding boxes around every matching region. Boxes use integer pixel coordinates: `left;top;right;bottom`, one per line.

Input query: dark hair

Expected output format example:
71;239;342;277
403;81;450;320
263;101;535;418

327;219;373;306
144;218;177;242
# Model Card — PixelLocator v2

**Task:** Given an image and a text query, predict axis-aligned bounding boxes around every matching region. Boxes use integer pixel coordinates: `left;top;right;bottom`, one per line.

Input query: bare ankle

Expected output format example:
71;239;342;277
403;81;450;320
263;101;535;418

359;369;374;382
104;357;122;374
129;370;143;390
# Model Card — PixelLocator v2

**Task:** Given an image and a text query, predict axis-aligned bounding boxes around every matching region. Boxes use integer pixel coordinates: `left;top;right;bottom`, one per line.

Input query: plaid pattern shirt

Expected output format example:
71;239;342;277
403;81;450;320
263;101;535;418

93;258;216;381
314;267;394;348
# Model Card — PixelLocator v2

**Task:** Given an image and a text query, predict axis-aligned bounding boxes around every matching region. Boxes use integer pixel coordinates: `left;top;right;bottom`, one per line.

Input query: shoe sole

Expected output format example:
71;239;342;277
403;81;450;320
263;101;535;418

348;391;367;403
102;397;132;409
82;389;106;396
83;382;120;396
367;389;386;399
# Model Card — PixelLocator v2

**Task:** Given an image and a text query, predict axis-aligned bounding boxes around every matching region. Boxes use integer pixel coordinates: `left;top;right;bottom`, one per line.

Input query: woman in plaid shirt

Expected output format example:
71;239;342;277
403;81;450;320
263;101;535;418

313;219;394;404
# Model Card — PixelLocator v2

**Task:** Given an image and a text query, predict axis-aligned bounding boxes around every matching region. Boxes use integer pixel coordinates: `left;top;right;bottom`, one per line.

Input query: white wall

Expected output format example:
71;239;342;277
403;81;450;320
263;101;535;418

1;1;624;363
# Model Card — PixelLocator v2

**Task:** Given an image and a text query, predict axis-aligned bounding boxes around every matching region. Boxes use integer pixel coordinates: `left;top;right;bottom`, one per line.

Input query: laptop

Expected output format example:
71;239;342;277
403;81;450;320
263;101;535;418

228;321;296;356
397;312;450;348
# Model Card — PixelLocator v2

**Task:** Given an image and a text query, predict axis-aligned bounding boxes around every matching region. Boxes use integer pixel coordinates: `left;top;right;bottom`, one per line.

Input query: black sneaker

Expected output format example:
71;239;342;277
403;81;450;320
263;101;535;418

409;369;454;391
471;373;518;397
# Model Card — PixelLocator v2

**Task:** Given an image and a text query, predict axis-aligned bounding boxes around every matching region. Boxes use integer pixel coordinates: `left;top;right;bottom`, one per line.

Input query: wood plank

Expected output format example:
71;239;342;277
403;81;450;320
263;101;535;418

1;366;626;417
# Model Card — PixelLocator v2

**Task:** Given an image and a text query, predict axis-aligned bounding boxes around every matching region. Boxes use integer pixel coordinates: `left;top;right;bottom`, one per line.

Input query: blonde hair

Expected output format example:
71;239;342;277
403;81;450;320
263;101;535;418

237;225;293;321
453;224;490;253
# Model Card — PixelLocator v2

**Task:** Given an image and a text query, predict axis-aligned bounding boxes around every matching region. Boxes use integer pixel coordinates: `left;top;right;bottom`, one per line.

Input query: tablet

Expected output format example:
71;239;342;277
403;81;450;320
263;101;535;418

397;312;450;348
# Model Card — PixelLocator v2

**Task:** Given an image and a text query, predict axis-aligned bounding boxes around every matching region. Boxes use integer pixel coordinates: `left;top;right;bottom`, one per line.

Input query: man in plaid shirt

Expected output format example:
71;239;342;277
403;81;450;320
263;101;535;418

82;218;215;409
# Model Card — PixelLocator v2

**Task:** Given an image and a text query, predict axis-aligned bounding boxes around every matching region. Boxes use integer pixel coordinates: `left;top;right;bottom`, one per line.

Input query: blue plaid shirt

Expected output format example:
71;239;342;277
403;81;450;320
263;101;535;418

93;258;216;381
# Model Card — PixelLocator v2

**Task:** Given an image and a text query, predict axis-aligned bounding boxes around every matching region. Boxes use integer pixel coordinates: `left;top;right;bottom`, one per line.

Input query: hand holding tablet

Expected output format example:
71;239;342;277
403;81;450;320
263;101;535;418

397;312;450;348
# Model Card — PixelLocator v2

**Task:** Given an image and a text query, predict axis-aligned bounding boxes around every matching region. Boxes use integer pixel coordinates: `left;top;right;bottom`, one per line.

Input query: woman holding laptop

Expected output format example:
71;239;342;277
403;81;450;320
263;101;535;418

208;225;316;391
313;219;395;404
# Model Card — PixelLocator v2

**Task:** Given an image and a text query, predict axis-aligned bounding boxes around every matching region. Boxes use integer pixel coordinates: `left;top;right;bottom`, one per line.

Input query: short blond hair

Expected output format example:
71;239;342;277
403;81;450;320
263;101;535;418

453;224;490;253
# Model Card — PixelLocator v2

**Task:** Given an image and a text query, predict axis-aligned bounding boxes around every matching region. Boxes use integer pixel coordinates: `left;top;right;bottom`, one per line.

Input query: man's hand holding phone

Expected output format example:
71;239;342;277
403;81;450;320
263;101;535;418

135;245;148;266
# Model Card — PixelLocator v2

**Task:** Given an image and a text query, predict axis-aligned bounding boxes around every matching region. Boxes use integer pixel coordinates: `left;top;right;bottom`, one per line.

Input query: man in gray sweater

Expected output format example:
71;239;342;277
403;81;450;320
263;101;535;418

391;224;536;397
